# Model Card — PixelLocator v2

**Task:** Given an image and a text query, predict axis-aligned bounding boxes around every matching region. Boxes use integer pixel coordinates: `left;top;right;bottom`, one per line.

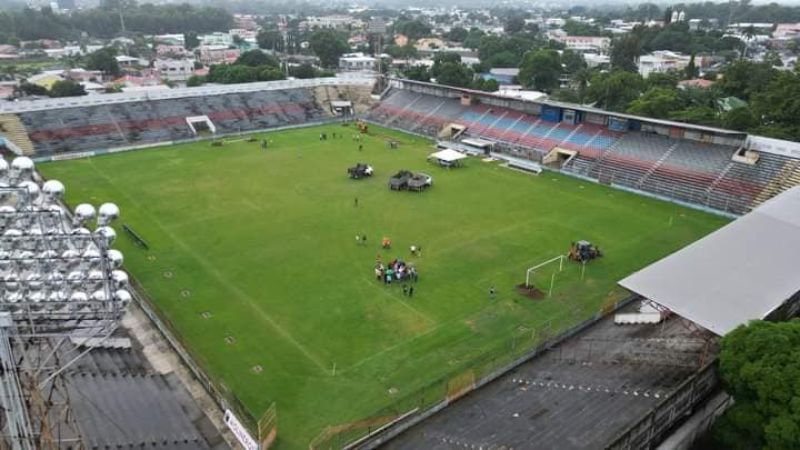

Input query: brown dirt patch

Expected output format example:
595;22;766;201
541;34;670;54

516;283;545;300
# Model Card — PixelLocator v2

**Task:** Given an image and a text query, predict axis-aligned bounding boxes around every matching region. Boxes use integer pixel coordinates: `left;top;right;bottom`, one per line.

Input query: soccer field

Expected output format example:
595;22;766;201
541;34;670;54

40;124;727;449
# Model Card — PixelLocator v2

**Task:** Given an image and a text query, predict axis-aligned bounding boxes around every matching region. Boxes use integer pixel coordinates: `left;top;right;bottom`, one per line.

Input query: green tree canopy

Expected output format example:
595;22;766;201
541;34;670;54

85;47;121;77
48;79;87;97
393;18;431;40
518;49;563;92
610;34;642;72
309;29;350;68
585;70;646;111
713;320;800;450
236;50;279;68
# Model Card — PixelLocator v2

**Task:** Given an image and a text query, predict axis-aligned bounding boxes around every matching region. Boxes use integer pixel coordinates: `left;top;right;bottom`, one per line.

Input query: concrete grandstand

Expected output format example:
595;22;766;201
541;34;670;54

364;79;800;216
0;77;376;157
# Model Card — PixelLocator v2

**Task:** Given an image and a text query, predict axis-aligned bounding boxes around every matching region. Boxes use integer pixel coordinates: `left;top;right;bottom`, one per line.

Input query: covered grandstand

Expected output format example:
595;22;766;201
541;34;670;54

620;185;800;335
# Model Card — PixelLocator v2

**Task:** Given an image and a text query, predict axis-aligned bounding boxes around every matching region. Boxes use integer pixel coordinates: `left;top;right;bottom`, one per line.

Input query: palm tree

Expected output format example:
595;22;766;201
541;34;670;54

741;25;756;60
572;67;593;103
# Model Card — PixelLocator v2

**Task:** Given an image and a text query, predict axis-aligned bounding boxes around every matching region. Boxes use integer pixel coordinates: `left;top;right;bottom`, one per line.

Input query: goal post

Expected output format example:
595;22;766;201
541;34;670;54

525;255;565;296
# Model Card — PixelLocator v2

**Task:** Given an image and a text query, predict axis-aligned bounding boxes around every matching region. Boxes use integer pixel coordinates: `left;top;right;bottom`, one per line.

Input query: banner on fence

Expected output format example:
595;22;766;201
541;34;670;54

225;409;260;450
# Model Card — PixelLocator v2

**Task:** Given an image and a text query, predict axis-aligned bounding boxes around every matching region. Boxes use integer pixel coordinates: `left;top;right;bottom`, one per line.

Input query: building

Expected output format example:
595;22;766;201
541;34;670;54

198;46;241;65
154;34;185;46
199;32;233;47
115;55;147;68
679;78;714;89
302;15;363;31
234;14;260;31
549;31;610;54
584;53;610;68
638;51;692;78
339;52;377;71
155;59;196;82
481;68;519;85
156;44;192;58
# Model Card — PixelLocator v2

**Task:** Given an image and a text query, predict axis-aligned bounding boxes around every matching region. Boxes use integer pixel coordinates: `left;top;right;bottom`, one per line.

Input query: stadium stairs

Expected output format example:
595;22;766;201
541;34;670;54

0;114;35;155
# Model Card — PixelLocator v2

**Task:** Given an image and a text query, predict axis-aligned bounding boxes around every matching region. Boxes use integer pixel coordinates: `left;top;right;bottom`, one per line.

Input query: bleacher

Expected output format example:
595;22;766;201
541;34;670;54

18;88;333;155
45;330;230;449
368;87;800;214
368;89;621;158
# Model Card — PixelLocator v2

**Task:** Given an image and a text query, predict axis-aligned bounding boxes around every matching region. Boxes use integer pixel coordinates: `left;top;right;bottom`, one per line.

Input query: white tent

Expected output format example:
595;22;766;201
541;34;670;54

428;149;468;167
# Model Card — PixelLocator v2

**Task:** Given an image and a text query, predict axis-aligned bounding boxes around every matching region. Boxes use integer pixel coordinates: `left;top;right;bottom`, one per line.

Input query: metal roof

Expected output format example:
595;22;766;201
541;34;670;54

619;186;800;335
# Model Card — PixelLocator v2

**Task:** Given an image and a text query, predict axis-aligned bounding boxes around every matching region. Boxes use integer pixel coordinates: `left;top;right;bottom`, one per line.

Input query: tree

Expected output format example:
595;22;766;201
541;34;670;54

402;65;430;82
561;50;587;74
504;17;525;35
518;49;562;92
712;320;800;450
719;60;777;101
48;80;87;97
447;27;468;42
626;87;682;119
647;71;680;89
309;29;350;68
611;34;641;72
685;54;699;79
257;29;284;52
186;75;205;87
463;28;485;50
472;77;499;92
85;47;121;77
721;107;756;131
431;52;462;78
741;25;757;59
184;32;199;50
434;62;473;88
236;49;279;68
563;20;608;37
750;71;800;140
585;70;646;111
19;82;48;96
392;19;431;40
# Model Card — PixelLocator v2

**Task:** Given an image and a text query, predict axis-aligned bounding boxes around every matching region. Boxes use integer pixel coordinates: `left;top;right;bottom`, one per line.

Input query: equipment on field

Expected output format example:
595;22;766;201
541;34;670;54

569;240;602;263
357;120;368;134
388;170;413;190
347;163;374;179
388;170;432;191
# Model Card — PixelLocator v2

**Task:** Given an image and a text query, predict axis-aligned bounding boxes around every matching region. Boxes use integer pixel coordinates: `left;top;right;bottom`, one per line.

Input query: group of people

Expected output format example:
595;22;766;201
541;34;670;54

375;257;418;286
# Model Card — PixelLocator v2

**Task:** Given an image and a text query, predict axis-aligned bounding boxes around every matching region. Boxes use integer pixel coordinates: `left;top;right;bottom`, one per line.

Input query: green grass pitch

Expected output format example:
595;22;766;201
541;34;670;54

40;124;728;449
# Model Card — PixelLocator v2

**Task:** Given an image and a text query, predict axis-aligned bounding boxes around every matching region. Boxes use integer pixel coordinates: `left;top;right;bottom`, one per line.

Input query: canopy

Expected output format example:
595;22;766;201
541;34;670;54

428;149;468;163
619;186;800;336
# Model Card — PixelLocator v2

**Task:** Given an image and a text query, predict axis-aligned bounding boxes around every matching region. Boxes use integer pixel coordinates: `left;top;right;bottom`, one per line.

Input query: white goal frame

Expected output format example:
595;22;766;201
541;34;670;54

525;255;565;295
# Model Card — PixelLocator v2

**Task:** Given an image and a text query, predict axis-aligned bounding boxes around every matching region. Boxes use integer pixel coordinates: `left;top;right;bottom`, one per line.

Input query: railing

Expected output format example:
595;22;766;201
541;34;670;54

311;295;639;450
0;135;24;156
605;361;719;450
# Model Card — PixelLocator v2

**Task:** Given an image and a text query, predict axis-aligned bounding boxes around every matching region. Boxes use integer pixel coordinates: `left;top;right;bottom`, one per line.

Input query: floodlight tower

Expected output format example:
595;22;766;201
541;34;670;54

0;156;130;449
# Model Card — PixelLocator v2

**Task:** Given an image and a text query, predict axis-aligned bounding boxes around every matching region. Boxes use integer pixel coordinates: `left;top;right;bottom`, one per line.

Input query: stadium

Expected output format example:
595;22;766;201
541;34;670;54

1;74;800;450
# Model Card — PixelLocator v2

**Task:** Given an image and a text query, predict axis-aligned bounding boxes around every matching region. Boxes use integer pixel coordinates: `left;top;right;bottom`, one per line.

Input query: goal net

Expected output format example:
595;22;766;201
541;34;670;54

522;255;565;298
